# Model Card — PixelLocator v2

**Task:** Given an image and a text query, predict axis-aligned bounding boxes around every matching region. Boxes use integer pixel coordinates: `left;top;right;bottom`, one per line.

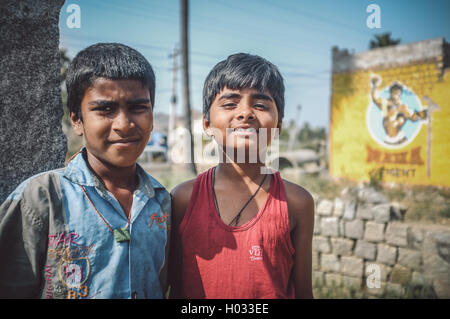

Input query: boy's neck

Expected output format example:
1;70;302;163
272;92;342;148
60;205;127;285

84;150;138;192
215;162;267;183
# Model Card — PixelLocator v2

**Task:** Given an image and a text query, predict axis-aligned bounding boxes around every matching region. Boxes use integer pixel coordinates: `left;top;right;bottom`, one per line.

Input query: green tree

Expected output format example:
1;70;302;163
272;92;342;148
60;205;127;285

369;32;401;49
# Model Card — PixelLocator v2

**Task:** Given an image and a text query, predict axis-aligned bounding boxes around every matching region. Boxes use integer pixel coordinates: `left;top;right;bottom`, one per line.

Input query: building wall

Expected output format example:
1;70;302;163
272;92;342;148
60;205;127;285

329;38;450;187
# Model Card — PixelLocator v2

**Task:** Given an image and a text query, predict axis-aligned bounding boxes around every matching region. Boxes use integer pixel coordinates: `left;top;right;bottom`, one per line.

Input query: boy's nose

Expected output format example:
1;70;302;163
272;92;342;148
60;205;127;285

236;104;255;121
112;110;135;133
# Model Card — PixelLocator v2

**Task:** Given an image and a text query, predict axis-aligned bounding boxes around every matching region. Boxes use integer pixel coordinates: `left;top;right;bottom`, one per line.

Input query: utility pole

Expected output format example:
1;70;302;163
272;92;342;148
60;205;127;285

180;0;197;175
168;45;179;163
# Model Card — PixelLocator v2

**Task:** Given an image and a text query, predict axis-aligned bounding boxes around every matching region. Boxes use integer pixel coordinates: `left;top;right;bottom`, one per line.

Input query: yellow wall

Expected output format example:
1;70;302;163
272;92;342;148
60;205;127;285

330;61;450;187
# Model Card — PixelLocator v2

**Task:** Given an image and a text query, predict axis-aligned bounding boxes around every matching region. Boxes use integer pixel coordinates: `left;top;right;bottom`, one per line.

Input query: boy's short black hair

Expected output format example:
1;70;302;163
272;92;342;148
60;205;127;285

203;53;285;122
66;43;156;120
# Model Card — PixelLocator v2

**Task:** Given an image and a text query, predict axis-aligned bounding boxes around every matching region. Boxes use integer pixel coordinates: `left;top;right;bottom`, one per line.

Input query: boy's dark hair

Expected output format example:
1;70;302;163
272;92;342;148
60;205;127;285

66;43;156;120
203;53;285;122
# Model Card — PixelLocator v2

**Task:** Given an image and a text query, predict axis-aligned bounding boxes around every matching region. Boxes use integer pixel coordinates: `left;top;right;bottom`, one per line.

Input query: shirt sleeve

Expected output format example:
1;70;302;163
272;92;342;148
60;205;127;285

0;189;48;298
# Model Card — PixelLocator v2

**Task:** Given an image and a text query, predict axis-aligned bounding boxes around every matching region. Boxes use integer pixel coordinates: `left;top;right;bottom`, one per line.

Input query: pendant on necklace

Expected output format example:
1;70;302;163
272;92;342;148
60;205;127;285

114;227;131;242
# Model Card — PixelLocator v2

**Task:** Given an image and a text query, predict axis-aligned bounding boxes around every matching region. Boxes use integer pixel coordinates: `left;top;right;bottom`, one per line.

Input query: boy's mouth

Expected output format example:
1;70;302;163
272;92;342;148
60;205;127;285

108;138;141;148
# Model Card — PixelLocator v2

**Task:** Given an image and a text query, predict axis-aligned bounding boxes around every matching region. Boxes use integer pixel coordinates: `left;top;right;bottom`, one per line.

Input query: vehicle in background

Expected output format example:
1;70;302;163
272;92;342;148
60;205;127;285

140;131;168;162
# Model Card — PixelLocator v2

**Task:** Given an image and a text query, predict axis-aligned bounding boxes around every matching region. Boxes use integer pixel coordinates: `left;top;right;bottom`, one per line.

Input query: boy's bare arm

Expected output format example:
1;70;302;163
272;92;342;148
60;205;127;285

168;179;195;298
284;180;315;299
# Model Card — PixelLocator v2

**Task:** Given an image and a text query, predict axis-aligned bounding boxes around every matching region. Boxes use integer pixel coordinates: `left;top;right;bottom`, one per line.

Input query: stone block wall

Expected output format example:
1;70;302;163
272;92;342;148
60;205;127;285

312;196;450;298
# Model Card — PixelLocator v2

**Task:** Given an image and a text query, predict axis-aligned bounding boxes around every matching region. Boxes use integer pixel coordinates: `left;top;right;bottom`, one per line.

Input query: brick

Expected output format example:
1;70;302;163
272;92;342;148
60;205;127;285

376;244;397;266
321;254;340;273
364;221;385;243
341;256;364;277
343;201;356;220
321;217;340;237
333;198;345;217
312;271;325;286
356;203;374;220
354;240;377;260
331;238;354;256
312;251;320;270
325;273;343;286
345;219;364;239
372;204;391;223
398;248;422;270
316;199;333;216
390;264;412;285
313;236;331;253
385;223;409;247
314;215;321;235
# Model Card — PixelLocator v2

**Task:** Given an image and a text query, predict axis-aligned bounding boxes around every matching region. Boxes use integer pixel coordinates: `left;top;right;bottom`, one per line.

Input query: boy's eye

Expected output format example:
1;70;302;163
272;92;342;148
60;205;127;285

93;106;113;112
222;103;236;108
254;103;268;110
130;104;149;112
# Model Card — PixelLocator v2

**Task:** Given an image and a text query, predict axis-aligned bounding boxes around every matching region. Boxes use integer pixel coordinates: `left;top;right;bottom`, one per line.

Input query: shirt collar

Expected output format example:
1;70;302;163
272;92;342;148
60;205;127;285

63;148;163;199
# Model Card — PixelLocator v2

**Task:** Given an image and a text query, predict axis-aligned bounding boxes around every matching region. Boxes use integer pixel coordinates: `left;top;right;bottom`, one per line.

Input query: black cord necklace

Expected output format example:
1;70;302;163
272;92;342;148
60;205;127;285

212;166;268;227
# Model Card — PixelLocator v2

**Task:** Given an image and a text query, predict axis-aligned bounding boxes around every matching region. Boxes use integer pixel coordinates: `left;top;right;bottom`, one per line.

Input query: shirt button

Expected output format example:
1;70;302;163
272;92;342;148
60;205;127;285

132;291;138;299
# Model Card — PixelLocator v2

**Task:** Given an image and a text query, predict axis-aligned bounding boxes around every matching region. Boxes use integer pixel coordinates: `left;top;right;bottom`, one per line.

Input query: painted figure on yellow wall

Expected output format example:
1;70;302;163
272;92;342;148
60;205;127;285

370;74;427;145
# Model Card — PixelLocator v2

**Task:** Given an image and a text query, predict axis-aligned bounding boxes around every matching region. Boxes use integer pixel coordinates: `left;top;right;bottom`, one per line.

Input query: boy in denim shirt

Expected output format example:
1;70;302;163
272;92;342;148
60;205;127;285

0;43;171;299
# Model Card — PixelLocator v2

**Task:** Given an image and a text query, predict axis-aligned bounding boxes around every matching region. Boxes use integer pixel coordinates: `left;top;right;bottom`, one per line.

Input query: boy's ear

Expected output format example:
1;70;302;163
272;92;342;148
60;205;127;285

277;121;282;134
203;116;212;136
70;112;84;136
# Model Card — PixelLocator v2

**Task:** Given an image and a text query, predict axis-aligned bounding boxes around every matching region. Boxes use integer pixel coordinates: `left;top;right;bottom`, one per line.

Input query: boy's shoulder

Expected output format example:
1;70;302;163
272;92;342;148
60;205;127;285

170;178;197;227
281;178;315;225
6;168;65;203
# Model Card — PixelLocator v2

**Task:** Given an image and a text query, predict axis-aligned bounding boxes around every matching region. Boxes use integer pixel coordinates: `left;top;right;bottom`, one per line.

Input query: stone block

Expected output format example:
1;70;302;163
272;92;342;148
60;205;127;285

385;282;405;297
312;271;325;286
331;238;354;256
354;240;377;260
333;198;345;217
390;264;411;285
356;203;374;220
313;236;331;253
398;248;422;270
385;223;409;247
343;201;356;220
341;256;364;277
312;251;319;270
364;221;385;243
376;244;397;266
313;215;321;235
321;217;340;237
342;275;363;289
372;204;391;223
321;254;340;273
344;219;364;239
325;273;343;286
316;199;333;216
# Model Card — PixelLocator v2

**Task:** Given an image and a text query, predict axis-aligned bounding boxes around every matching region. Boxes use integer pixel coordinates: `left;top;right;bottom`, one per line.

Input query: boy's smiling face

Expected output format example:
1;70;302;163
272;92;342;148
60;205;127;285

71;78;153;168
204;87;281;160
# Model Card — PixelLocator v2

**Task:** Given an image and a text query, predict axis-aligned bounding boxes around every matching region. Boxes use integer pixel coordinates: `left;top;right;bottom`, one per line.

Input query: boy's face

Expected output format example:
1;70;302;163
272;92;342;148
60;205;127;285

71;78;153;168
204;87;281;160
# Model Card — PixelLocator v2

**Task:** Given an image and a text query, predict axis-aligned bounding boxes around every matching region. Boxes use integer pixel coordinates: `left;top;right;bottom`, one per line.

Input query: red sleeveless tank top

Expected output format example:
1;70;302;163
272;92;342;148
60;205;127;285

177;168;295;299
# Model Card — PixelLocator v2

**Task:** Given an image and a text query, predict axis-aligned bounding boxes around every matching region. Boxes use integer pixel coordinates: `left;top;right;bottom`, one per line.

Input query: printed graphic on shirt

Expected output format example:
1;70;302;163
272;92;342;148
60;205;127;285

149;212;170;230
46;231;96;299
249;245;263;261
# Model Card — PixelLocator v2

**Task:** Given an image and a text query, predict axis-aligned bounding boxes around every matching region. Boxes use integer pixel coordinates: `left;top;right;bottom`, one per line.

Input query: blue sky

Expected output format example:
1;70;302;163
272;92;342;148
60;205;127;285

59;0;450;129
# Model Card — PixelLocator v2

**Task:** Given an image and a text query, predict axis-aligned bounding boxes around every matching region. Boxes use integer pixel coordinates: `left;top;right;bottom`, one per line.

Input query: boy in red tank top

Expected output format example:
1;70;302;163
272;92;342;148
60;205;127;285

169;53;314;299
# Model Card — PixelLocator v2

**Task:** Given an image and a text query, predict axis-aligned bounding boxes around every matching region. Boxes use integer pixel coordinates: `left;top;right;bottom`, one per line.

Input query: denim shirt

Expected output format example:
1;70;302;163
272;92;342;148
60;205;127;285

0;151;171;299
